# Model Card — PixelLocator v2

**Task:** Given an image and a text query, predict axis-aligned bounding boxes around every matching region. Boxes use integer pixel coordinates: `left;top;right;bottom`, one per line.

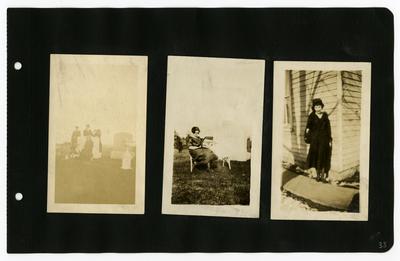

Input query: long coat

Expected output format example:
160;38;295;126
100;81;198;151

306;111;332;172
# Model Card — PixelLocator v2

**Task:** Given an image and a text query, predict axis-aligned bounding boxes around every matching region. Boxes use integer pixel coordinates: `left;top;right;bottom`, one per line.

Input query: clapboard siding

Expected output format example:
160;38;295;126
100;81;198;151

342;77;362;86
341;70;362;173
344;90;361;99
292;75;337;87
342;70;362;81
283;70;362;181
291;71;336;81
284;70;340;171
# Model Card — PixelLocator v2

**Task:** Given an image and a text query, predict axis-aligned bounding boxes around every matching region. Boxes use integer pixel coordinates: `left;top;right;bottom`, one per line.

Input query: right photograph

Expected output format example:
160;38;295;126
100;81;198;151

271;61;371;221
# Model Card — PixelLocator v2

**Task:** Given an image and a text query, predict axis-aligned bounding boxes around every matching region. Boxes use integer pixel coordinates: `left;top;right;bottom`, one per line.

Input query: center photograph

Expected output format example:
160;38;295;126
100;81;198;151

162;56;265;218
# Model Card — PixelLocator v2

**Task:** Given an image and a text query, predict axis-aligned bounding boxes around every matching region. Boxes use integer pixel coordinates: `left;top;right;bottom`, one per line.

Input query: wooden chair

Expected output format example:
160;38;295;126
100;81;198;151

221;156;231;170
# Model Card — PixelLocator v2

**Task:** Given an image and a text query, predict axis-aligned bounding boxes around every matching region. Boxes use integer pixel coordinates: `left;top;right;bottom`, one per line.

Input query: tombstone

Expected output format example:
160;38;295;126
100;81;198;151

121;147;133;170
110;132;134;159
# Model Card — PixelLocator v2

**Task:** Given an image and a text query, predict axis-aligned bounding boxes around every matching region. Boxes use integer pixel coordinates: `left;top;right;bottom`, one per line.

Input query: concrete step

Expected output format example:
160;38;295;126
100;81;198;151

282;170;359;211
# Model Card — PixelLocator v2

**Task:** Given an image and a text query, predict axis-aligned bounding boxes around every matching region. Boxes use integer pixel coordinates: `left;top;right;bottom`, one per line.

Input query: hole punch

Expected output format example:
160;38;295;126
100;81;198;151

15;192;23;201
14;61;22;70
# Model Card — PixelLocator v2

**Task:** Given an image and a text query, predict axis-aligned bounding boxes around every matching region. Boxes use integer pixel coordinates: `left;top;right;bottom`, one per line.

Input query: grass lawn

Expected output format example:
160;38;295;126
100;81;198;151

55;146;136;204
172;149;250;205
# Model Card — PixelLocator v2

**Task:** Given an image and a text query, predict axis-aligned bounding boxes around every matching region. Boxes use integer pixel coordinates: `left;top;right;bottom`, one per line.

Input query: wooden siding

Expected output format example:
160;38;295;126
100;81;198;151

341;71;362;174
283;70;362;180
284;70;340;171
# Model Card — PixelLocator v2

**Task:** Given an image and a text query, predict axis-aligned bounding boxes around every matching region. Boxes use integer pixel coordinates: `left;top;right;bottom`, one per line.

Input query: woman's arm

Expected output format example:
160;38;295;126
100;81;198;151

187;134;202;150
305;113;313;133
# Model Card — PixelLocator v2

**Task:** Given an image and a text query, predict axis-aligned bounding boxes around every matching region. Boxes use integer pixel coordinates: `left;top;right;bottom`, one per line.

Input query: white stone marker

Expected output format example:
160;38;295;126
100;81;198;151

121;148;132;170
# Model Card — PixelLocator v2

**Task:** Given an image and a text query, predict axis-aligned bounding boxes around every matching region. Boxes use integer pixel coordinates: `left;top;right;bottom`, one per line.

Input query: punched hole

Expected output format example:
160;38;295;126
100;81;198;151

15;192;23;201
14;61;22;70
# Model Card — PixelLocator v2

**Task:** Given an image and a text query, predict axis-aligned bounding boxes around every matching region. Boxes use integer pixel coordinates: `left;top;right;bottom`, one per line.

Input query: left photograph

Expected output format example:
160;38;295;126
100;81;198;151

47;54;147;214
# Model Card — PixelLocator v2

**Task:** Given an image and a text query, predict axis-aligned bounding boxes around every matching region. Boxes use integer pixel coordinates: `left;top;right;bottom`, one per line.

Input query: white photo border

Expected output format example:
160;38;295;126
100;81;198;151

47;54;148;214
271;61;371;221
161;55;265;218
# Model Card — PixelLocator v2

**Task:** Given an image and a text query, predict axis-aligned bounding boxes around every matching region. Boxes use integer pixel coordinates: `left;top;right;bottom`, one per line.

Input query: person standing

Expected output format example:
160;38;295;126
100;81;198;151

91;129;102;160
305;98;332;182
70;126;81;158
82;124;93;160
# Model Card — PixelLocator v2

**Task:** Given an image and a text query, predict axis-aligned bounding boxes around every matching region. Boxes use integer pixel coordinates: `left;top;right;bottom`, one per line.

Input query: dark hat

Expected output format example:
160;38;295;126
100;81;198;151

312;98;324;108
191;126;200;134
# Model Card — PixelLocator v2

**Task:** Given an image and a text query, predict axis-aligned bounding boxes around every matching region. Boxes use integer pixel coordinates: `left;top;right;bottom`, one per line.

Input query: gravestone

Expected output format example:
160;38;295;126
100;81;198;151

110;132;134;159
121;148;133;170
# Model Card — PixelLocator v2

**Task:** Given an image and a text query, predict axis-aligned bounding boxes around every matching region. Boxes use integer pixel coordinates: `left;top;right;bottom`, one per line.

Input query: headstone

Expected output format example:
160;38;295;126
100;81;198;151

110;132;134;159
121;148;133;170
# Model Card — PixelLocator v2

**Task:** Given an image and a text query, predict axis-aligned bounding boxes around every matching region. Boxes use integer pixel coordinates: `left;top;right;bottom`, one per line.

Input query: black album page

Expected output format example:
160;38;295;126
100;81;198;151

7;8;394;253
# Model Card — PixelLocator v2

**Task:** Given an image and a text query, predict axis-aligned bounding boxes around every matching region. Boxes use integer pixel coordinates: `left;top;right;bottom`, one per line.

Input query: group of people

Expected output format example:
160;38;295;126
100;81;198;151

70;124;102;160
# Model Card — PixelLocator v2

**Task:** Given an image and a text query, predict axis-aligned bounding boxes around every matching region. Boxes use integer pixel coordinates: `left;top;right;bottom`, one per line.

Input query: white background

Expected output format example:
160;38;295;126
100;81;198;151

1;0;399;260
168;56;264;161
49;55;138;145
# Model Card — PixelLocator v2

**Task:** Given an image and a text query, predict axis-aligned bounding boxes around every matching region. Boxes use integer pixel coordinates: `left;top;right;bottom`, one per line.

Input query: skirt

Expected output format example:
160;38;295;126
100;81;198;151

189;148;218;165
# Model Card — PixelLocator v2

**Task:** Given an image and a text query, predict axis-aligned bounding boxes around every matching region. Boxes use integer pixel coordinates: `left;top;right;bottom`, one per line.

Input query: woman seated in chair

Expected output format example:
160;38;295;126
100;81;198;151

187;126;218;169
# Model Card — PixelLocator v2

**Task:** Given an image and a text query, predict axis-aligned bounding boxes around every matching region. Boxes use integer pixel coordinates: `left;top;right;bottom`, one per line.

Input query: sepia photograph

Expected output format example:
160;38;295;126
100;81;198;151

47;54;147;214
162;56;265;218
271;61;371;221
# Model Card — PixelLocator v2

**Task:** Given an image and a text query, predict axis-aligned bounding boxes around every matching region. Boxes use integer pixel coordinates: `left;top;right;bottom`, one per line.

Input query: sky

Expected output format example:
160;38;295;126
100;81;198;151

51;55;138;145
167;56;265;161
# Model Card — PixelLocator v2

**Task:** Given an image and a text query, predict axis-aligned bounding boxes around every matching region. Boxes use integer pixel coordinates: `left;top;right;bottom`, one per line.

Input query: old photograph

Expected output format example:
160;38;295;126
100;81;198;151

162;56;265;218
271;61;371;221
47;54;147;214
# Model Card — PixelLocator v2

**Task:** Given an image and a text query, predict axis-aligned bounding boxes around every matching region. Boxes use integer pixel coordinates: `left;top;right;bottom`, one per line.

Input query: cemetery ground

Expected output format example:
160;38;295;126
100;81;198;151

172;148;250;205
55;145;136;204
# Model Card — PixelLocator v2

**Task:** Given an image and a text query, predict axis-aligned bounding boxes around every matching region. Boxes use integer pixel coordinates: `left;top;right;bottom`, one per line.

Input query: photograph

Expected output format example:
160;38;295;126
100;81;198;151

271;61;371;221
47;54;147;214
162;56;265;218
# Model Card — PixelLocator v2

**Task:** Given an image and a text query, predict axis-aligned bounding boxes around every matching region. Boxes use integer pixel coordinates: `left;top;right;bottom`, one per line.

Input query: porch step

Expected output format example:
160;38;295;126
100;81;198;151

282;170;359;211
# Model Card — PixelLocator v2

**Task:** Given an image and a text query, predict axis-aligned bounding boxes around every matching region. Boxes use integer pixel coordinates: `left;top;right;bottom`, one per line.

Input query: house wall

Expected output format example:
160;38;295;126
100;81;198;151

340;71;362;177
283;70;362;180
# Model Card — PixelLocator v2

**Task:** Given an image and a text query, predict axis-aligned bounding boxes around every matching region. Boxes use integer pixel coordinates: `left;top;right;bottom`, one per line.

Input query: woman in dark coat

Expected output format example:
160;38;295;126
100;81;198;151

305;98;332;182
